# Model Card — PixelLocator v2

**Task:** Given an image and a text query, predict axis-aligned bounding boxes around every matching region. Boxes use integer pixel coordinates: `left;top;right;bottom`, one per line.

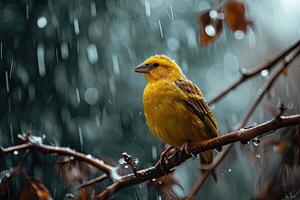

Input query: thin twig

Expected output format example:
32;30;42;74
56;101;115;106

76;174;108;190
208;39;300;105
0;142;115;175
97;114;300;199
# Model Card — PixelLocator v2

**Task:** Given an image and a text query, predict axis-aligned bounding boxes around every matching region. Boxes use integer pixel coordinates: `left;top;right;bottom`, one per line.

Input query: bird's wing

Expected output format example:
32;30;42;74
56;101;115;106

175;79;219;138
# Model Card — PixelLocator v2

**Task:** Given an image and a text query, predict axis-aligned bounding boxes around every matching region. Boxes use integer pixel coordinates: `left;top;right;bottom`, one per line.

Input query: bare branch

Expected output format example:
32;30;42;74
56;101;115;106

97;114;300;199
77;174;108;190
208;39;300;105
0;142;115;175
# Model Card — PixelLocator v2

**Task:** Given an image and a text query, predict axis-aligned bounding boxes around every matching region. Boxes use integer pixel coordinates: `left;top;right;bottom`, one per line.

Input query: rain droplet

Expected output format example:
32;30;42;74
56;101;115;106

26;4;29;19
84;87;99;105
90;2;97;17
37;43;46;77
87;154;92;159
170;6;174;20
0;42;2;59
87;44;98;64
167;37;179;51
9;60;14;79
253;137;260;147
112;55;120;75
60;42;69;60
74;18;80;35
5;70;9;93
260;69;269;77
234;30;245;40
204;25;216;37
9;123;14;144
119;158;125;165
228;168;232;172
78;126;83;151
158;20;163;38
152;146;157;160
13;150;18;155
253;141;259;147
37;16;47;29
76;88;81;103
287;103;294;110
145;0;151;17
209;10;218;19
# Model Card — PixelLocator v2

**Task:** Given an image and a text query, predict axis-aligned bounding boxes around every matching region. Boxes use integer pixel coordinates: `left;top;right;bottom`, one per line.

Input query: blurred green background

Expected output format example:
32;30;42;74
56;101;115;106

0;0;300;199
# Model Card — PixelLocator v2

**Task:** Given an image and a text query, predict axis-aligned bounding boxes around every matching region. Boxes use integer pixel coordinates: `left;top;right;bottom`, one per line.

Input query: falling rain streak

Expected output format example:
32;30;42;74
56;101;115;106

9;60;14;78
76;88;81;103
10;123;14;144
37;44;46;77
145;0;151;17
158;20;163;38
112;54;120;75
78;126;83;151
74;18;80;35
26;4;29;19
90;2;97;17
5;71;9;93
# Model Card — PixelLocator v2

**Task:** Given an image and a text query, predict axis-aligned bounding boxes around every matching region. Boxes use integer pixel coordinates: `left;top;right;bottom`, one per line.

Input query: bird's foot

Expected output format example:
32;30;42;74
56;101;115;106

179;141;197;159
199;163;214;171
155;146;173;174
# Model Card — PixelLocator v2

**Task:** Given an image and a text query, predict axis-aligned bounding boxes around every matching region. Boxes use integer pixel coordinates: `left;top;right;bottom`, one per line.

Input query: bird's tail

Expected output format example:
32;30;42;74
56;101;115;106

200;150;217;182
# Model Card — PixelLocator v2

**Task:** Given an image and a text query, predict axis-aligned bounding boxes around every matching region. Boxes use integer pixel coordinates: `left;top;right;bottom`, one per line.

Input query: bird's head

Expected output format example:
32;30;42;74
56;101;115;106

134;54;185;83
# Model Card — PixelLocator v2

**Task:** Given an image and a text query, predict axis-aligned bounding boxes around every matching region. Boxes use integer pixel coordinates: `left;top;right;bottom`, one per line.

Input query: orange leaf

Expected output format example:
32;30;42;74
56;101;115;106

282;67;289;76
19;178;51;200
198;9;223;46
224;0;251;33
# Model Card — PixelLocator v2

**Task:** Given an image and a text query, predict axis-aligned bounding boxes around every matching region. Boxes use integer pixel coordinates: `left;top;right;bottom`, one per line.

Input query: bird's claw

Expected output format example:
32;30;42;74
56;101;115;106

155;146;173;174
179;141;197;159
199;163;214;171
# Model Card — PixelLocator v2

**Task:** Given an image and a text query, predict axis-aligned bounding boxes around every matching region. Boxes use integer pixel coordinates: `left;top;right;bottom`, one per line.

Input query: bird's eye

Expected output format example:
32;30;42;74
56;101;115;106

153;63;159;67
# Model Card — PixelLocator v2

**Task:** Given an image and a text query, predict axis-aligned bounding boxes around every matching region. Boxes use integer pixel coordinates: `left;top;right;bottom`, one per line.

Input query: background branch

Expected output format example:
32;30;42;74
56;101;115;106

208;39;300;105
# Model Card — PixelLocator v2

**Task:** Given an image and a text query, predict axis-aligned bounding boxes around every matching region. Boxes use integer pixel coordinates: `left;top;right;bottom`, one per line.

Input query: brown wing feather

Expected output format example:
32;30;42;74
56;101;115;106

175;79;219;139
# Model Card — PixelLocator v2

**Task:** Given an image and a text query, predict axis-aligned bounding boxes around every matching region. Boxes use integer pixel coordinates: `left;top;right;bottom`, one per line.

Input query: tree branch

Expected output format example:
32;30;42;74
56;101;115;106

185;42;300;199
97;115;300;199
0;140;115;175
208;39;300;105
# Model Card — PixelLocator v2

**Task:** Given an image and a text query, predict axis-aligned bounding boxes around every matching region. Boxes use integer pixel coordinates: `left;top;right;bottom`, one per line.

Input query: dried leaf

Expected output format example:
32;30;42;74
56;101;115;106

282;67;289;76
224;0;251;33
198;9;223;46
19;178;52;200
55;157;87;185
150;172;183;200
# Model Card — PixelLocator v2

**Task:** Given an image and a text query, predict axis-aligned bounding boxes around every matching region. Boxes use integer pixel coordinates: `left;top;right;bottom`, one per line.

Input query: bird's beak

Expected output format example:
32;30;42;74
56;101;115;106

134;63;150;73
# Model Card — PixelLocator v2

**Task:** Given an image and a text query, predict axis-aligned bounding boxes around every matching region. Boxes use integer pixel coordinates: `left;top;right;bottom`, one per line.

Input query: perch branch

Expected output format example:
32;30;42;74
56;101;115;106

97;114;300;199
185;42;300;199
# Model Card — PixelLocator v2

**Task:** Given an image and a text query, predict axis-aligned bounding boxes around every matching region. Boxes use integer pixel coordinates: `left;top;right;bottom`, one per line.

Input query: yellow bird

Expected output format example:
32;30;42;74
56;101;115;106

134;54;220;170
